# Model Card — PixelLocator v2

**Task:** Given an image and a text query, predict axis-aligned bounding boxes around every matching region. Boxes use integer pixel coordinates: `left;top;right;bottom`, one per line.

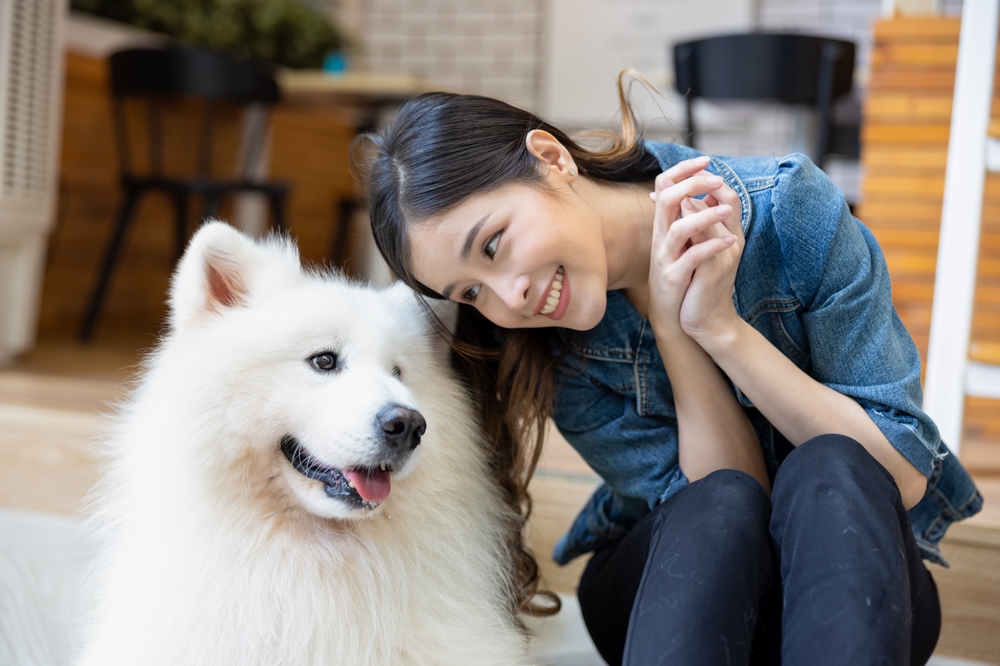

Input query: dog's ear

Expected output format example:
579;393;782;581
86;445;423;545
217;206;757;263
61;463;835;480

387;281;459;335
169;221;299;330
417;291;459;360
425;297;459;336
386;281;459;359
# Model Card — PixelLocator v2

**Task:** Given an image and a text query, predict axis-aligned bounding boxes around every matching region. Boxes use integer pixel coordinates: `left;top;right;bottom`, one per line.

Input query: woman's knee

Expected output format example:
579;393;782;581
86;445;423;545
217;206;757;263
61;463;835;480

778;434;888;483
693;468;769;502
772;434;897;512
672;469;771;539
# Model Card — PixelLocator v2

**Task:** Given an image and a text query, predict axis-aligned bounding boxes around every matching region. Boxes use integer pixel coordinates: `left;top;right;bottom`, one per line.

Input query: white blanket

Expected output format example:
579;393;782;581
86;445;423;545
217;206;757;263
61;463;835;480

0;510;96;666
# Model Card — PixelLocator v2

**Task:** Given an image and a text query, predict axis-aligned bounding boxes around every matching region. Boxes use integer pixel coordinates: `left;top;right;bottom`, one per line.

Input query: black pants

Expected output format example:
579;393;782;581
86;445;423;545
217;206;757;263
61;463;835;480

577;435;941;666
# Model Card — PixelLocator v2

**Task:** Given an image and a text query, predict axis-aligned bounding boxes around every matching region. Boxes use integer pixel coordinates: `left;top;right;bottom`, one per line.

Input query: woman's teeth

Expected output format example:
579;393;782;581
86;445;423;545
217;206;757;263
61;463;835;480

540;267;565;315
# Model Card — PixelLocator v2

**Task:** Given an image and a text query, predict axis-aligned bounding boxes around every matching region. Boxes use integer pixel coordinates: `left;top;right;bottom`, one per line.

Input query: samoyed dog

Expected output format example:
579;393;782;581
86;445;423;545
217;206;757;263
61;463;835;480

75;222;535;666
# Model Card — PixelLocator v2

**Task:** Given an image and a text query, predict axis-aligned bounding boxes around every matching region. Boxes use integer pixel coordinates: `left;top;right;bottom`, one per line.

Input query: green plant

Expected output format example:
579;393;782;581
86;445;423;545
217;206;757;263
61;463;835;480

72;0;345;69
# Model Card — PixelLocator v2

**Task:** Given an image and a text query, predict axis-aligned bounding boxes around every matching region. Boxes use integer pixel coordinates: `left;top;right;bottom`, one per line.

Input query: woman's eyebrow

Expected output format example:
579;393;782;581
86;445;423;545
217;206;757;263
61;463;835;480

460;214;491;260
439;213;491;298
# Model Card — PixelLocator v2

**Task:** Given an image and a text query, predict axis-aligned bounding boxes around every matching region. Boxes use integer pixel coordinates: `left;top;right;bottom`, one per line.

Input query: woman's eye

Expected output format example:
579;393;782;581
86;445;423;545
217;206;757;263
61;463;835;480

310;353;339;372
461;285;480;302
483;231;502;259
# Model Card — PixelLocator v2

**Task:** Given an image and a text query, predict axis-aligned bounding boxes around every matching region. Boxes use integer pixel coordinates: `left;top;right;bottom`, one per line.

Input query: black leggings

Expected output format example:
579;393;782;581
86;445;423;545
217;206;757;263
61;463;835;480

577;434;941;666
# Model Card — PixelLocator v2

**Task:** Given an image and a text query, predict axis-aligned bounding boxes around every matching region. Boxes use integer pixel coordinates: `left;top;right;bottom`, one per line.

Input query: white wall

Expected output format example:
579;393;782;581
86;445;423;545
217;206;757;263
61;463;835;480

353;0;966;200
539;0;752;129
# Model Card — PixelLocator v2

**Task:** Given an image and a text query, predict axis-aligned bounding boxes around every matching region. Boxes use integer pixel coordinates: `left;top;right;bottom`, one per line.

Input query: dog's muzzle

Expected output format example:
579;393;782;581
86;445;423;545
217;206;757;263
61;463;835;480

281;405;426;510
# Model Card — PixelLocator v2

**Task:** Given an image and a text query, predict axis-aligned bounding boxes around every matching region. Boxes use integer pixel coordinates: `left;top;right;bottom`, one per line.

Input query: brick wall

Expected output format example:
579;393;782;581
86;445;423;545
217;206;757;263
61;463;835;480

358;0;543;109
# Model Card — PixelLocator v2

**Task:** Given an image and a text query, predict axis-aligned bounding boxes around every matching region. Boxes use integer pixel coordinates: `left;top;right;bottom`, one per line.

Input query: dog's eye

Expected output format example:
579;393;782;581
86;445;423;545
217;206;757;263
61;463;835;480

310;353;339;372
392;365;402;380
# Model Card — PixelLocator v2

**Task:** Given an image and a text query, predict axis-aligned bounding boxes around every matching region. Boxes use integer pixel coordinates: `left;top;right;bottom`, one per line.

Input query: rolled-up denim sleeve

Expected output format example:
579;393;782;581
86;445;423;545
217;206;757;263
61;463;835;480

770;154;946;479
552;483;653;565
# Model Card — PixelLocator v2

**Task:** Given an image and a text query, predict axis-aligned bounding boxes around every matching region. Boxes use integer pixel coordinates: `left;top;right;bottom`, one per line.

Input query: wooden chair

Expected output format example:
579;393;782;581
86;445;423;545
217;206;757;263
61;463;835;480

79;47;289;341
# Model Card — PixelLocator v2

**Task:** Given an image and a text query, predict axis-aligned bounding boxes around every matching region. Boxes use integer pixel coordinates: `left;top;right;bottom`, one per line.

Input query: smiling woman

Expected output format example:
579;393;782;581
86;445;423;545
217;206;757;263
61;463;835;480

354;75;983;665
407;176;611;330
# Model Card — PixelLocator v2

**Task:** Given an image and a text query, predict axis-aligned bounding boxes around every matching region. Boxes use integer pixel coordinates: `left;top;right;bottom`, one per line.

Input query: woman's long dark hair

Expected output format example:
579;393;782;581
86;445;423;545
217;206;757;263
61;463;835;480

355;72;664;618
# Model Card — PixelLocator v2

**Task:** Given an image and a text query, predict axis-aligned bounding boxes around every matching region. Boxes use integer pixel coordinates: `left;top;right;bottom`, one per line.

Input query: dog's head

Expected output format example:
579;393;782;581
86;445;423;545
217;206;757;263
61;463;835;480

164;221;461;521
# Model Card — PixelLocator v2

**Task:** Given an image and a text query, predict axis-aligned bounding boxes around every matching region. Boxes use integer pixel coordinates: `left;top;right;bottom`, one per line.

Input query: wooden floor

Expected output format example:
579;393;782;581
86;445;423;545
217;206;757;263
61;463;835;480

2;334;999;662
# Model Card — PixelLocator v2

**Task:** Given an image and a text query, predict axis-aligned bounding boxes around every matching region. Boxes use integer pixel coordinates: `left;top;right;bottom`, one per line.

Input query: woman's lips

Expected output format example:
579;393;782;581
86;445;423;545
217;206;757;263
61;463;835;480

535;266;569;319
548;269;570;320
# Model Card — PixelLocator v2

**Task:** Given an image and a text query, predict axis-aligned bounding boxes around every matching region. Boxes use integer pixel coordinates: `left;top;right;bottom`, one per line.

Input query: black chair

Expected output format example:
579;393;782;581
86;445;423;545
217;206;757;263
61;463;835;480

673;33;856;170
79;46;290;341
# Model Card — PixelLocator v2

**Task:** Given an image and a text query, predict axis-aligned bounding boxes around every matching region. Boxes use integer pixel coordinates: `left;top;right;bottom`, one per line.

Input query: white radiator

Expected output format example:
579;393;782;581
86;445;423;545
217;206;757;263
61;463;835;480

0;0;67;363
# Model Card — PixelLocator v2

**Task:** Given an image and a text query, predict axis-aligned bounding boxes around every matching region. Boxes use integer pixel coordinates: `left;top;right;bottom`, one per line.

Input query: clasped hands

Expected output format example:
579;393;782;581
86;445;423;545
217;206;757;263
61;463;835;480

647;155;743;349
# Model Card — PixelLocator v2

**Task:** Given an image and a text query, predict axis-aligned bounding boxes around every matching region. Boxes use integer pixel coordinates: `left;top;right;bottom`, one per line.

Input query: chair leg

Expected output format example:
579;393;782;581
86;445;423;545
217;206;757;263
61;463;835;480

79;187;141;341
685;96;697;150
814;43;841;171
174;190;189;264
202;192;219;222
332;198;354;267
270;192;286;233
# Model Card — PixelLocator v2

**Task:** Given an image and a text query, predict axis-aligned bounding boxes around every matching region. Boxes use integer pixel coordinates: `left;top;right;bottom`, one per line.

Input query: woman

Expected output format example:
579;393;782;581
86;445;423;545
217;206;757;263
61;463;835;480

357;81;982;665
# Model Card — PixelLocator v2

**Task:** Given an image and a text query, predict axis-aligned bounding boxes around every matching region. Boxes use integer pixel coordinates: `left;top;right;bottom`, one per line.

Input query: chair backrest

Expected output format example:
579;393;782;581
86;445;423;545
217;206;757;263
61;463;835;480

673;33;856;167
109;47;279;103
107;47;279;178
673;33;854;104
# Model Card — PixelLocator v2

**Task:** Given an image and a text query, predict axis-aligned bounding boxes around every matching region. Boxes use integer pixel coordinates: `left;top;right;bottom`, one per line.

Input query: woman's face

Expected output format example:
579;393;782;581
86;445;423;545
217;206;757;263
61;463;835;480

408;179;610;331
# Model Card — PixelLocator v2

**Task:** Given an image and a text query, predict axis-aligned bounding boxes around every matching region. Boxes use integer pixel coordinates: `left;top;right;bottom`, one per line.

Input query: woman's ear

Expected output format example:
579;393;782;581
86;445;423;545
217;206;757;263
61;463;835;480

525;130;575;178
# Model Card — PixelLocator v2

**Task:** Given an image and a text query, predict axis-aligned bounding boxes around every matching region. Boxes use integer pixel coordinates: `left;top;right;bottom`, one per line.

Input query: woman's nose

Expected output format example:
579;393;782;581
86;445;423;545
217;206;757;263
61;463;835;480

498;275;531;311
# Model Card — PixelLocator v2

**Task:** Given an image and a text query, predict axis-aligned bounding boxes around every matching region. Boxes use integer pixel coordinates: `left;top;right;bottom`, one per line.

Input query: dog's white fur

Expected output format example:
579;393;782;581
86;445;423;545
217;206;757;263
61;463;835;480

76;222;534;666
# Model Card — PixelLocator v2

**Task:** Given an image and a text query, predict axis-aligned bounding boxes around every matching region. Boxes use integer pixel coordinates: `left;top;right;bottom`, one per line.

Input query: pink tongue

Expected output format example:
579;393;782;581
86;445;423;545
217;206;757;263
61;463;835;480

344;468;391;503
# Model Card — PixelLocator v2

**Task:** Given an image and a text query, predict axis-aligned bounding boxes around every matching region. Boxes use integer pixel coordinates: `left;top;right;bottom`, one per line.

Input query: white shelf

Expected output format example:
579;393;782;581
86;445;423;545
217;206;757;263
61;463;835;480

965;361;1000;400
986;135;1000;172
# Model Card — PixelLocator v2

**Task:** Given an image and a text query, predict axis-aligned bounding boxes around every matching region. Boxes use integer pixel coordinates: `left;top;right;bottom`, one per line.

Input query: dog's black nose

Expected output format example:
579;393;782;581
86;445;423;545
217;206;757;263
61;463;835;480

376;405;426;450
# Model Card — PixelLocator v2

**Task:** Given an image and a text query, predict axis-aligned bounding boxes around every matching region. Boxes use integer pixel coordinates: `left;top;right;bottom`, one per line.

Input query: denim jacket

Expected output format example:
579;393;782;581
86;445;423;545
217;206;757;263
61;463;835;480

549;141;983;567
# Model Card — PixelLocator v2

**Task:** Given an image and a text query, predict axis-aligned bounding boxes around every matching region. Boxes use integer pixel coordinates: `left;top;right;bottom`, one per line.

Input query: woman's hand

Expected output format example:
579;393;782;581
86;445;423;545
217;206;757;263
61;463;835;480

646;157;770;492
676;188;744;346
647;156;739;340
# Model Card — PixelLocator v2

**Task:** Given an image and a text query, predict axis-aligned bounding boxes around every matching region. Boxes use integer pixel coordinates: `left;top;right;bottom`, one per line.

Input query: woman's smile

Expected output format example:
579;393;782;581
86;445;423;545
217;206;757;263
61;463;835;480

536;266;569;319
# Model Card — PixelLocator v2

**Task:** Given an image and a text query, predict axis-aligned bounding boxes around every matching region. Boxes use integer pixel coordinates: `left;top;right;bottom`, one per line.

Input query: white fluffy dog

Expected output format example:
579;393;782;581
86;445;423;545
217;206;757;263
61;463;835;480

75;222;535;666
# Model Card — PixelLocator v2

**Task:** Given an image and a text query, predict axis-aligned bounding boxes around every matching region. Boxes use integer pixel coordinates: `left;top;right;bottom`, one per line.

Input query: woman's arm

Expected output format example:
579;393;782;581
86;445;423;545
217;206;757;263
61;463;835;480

655;325;770;492
698;322;927;508
674;163;928;510
647;158;769;492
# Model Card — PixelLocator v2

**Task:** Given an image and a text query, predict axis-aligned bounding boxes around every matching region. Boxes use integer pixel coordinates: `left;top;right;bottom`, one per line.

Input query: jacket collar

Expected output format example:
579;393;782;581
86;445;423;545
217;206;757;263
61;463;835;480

558;290;645;357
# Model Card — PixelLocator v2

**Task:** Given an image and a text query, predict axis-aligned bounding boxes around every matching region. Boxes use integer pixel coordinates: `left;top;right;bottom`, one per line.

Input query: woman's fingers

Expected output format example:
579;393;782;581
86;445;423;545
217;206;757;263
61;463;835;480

655;235;736;297
681;197;725;243
663;203;733;261
654;155;711;192
651;174;724;205
696;172;742;236
675;236;736;273
650;174;726;237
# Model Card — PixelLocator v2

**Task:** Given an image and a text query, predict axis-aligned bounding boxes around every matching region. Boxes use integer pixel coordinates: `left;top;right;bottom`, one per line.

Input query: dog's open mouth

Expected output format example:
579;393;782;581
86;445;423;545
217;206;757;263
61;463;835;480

281;436;391;509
